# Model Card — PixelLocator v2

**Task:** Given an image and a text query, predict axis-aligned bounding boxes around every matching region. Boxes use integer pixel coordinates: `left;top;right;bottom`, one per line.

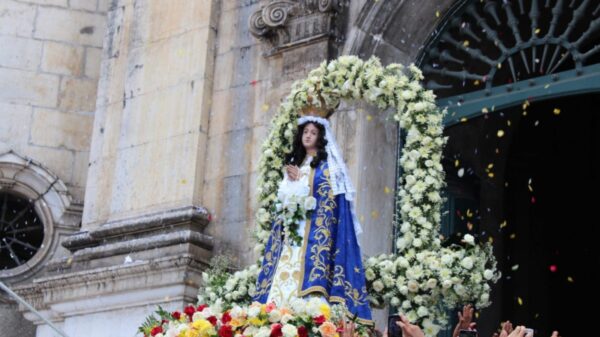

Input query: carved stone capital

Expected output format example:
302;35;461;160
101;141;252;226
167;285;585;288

249;0;343;56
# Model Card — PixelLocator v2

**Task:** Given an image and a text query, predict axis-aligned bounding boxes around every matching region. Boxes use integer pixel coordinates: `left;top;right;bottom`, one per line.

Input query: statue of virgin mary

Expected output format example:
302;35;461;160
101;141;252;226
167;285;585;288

254;102;373;324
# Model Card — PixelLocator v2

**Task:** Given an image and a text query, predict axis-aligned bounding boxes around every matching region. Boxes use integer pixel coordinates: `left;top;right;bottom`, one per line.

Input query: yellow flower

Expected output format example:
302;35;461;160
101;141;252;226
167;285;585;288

319;304;331;320
249;317;267;326
187;319;216;337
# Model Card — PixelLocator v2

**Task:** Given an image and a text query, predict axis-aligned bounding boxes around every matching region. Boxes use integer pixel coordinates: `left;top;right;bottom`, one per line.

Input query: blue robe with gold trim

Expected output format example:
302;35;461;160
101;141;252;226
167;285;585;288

254;160;373;323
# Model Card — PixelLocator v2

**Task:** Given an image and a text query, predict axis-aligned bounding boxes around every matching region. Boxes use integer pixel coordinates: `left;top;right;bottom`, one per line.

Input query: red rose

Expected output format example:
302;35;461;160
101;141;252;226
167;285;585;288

197;304;208;312
271;323;283;337
207;316;218;326
150;326;163;336
172;311;181;320
313;315;326;325
184;305;196;320
222;312;232;324
219;325;234;337
298;326;308;337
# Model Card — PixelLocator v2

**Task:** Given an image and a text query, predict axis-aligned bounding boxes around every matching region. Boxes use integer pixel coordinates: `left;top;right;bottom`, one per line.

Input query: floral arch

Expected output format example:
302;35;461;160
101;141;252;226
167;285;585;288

138;56;501;337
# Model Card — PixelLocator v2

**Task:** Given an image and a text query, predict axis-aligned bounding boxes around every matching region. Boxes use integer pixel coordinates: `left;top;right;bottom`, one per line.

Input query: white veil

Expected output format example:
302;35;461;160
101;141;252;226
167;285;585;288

297;115;363;237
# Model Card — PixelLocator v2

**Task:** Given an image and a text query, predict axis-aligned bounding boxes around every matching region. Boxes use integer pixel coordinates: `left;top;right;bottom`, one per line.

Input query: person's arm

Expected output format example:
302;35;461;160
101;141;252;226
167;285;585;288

396;314;426;337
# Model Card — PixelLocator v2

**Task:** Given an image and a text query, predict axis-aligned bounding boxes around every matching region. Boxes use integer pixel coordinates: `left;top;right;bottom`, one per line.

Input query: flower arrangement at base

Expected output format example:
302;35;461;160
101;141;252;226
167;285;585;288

138;298;371;337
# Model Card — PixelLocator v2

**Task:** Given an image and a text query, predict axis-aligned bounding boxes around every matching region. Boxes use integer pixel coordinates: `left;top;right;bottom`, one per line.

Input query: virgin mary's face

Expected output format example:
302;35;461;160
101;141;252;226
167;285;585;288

302;123;319;150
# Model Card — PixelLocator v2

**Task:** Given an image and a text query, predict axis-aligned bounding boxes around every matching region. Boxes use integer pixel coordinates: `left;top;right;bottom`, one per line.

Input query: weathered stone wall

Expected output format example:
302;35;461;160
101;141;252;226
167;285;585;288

82;0;218;228
0;0;108;202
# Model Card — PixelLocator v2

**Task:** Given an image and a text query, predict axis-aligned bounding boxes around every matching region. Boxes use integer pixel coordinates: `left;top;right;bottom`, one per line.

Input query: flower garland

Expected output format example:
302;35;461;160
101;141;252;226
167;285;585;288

252;55;500;334
158;55;500;336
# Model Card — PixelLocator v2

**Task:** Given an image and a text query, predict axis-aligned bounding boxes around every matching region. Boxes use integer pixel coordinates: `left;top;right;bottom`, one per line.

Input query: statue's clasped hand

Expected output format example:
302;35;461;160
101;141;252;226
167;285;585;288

285;165;301;181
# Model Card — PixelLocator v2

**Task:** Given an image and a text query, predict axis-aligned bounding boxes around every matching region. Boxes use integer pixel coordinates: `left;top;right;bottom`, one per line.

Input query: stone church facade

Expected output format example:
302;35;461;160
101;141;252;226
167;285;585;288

2;0;597;336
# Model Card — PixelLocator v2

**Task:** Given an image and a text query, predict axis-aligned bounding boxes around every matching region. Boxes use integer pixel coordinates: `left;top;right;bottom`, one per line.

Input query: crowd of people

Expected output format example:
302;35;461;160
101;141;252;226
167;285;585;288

340;305;560;337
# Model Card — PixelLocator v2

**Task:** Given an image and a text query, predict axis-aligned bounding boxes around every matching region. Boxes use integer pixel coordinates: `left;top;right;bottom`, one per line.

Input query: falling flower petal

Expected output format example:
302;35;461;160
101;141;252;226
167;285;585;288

497;130;505;137
553;108;561;115
549;265;557;272
510;233;516;239
384;186;391;194
458;168;465;177
512;264;519;271
567;276;574;283
517;297;523;305
262;104;270;112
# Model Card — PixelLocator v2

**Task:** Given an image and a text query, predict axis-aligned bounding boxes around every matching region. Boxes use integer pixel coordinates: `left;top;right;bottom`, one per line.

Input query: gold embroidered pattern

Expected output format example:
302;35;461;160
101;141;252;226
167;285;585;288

255;218;284;298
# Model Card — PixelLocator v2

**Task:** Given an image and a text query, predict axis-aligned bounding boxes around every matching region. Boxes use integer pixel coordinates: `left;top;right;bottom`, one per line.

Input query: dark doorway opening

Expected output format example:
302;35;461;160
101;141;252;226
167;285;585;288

442;93;600;337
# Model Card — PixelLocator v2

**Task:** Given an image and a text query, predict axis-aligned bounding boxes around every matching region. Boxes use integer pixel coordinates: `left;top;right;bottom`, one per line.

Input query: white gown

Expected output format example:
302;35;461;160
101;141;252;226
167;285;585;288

266;156;326;306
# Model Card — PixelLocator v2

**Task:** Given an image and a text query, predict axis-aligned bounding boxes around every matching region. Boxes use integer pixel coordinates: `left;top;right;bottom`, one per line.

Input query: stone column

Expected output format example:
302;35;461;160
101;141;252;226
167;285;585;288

14;1;218;336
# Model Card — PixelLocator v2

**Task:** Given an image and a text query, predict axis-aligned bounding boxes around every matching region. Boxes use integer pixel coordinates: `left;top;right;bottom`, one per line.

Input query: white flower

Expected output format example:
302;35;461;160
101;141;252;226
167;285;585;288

268;309;282;323
461;257;474;270
417;306;429;317
441;254;453;265
255;327;272;337
407;280;419;292
480;293;490;303
442;279;453;289
304;196;317;210
463;234;475;245
412;238;423;248
372;280;385;292
365;268;375;281
402;300;412;309
282;324;297;337
391;297;400;306
406;310;418;323
248;305;261;318
426;278;438;289
281;314;294;324
484;269;494;280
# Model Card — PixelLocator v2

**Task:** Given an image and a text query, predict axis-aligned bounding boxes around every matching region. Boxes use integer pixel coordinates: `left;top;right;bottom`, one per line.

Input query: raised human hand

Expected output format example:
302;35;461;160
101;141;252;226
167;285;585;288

499;321;513;337
396;314;426;337
453;304;476;337
550;331;560;337
507;326;530;337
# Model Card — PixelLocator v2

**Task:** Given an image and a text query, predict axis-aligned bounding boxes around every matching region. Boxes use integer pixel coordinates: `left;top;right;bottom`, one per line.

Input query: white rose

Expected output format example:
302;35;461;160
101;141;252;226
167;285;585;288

365;268;375;281
441;254;453;265
426;278;438;289
442;279;452;289
484;269;494;280
390;297;400;307
248;306;261;318
412;238;422;248
480;293;490;303
304;196;317;210
417;306;429;317
281;314;294;324
402;300;411;309
372;280;385;292
399;285;409;295
268;309;282;323
461;257;474;270
255;327;272;337
407;280;419;292
463;234;475;245
282;324;297;337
